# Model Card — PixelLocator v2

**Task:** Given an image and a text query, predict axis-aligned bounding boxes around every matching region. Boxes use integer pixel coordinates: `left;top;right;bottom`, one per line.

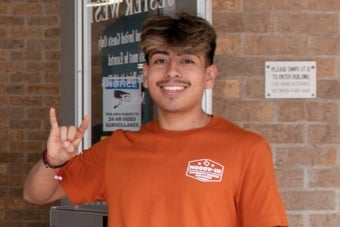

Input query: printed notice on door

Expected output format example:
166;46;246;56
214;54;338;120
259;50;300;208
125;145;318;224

265;61;316;99
101;13;148;132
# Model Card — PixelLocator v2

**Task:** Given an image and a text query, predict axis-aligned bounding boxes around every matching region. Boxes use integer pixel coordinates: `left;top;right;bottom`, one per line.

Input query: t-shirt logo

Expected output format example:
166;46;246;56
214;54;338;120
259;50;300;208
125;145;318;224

186;159;224;182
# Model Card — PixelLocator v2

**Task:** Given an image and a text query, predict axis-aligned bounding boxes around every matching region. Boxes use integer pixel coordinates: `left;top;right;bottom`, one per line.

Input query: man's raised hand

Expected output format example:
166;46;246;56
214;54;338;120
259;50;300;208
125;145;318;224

46;107;90;166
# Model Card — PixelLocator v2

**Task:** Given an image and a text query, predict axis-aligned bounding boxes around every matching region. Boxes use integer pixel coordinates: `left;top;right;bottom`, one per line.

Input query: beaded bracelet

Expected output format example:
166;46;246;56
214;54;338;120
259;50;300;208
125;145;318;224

42;149;68;169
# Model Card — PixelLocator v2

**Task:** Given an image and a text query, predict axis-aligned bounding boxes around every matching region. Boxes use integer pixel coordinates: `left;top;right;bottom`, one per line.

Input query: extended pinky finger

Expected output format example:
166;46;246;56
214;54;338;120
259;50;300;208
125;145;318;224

75;116;90;139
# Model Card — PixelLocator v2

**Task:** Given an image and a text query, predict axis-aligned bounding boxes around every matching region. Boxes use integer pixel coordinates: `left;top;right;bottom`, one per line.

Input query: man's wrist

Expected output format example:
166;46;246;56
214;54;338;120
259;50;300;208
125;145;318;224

42;149;68;169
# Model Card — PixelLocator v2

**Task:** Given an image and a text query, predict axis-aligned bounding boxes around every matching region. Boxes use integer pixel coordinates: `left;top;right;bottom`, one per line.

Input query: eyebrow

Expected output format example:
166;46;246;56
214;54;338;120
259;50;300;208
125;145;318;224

149;50;200;58
149;50;170;58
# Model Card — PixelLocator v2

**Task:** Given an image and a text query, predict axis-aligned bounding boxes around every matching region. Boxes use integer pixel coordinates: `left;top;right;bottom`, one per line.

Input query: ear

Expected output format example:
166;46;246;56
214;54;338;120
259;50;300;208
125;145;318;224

142;63;149;89
205;64;217;89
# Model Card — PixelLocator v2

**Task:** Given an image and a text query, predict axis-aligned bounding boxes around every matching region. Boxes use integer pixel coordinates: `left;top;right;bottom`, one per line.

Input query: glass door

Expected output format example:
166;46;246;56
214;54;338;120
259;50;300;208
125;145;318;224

78;0;212;149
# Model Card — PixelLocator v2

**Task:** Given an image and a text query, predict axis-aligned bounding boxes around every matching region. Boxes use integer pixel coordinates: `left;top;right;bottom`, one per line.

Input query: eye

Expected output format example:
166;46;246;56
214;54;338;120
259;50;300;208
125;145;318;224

182;59;195;64
154;58;167;64
149;54;168;65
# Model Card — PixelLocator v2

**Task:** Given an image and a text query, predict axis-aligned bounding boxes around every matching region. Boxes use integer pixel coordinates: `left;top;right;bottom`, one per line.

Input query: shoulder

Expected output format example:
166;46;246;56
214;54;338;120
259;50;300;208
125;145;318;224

210;116;265;138
207;116;271;152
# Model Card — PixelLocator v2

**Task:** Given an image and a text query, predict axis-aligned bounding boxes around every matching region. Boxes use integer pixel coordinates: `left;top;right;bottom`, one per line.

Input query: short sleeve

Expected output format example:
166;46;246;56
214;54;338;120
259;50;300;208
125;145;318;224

60;139;109;205
236;139;288;227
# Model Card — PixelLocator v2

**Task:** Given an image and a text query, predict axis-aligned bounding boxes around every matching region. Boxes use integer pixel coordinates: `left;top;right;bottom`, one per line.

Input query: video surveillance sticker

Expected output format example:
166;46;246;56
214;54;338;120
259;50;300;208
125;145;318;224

103;76;142;131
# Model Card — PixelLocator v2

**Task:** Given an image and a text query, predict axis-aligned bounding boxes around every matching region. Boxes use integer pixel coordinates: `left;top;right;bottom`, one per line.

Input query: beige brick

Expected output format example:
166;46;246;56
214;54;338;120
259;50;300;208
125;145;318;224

0;165;7;175
275;147;337;167
0;96;9;105
10;27;43;38
243;79;265;99
317;80;340;99
9;97;43;107
213;79;240;99
10;51;42;61
8;130;25;141
309;214;340;227
243;124;304;143
0;153;23;163
316;58;336;77
26;39;52;51
214;101;273;122
216;35;240;55
27;16;59;26
307;0;340;11
0;62;25;72
27;108;49;119
308;125;340;144
5;209;49;221
277;102;306;121
0;27;7;37
27;85;59;95
305;102;338;122
276;13;338;35
0;175;24;187
44;3;61;15
0;16;24;26
244;34;306;55
43;96;60;107
0;39;24;49
11;4;42;15
10;72;42;83
281;190;336;210
308;168;340;187
0;74;9;83
0;85;25;95
287;214;303;227
215;56;265;77
27;62;60;73
26;131;50;140
0;108;26;120
45;50;61;61
0;50;8;61
213;12;272;33
44;28;60;37
244;0;306;10
9;142;42;153
275;169;304;188
213;0;240;10
0;4;7;14
10;120;42;130
307;36;340;55
44;72;61;83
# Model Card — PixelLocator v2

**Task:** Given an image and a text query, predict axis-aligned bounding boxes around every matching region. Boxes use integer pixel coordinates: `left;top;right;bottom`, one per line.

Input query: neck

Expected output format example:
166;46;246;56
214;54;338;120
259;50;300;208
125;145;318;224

156;110;211;131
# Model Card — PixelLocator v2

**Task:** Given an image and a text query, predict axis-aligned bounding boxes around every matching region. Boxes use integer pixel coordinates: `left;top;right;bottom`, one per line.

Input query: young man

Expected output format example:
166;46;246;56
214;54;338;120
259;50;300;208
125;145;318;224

24;13;289;227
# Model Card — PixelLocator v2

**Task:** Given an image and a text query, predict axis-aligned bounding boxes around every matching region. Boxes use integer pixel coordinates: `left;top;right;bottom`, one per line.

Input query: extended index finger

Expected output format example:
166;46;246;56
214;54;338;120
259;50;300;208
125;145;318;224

49;107;59;130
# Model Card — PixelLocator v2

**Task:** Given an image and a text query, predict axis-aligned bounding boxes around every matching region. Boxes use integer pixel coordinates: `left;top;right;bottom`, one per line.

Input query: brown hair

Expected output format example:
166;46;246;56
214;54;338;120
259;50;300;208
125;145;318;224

140;12;217;66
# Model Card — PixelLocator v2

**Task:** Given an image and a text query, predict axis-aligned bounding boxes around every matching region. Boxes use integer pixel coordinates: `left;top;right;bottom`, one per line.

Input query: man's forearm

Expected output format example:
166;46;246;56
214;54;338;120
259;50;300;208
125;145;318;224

23;160;66;204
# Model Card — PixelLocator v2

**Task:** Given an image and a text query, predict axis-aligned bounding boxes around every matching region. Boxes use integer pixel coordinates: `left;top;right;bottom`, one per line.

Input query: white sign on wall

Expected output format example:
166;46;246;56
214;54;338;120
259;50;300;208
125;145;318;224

265;61;316;99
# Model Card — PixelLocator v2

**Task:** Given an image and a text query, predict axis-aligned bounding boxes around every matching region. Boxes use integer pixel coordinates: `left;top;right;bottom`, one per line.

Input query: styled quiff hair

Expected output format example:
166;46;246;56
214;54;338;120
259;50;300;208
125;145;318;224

140;12;217;66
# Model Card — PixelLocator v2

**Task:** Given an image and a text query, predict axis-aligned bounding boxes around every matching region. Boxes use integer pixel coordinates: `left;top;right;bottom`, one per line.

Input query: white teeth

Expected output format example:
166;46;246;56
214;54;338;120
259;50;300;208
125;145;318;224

163;86;184;91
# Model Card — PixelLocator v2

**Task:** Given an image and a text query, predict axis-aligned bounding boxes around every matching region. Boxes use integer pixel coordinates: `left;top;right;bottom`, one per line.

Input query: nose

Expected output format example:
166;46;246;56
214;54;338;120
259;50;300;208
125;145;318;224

165;60;180;78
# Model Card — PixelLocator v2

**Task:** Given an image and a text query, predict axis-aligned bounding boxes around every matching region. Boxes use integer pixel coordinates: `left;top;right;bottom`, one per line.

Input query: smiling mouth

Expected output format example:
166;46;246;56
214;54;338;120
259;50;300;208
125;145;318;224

161;86;186;91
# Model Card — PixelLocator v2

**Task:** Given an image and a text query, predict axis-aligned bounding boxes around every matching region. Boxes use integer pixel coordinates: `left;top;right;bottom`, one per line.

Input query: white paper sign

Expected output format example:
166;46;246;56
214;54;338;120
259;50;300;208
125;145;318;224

265;61;316;98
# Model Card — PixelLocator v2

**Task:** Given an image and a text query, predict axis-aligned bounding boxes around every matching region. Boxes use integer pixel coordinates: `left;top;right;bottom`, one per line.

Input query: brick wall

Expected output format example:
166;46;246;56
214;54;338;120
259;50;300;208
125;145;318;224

212;0;340;226
0;0;61;226
1;0;340;226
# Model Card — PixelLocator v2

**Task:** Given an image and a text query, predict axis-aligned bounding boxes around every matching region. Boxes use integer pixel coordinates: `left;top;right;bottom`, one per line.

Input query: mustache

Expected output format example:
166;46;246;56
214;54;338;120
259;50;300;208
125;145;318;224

156;79;191;87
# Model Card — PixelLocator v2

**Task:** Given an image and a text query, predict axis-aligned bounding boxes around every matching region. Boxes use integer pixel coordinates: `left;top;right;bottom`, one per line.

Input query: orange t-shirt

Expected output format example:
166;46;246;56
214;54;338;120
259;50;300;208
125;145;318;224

61;116;288;227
